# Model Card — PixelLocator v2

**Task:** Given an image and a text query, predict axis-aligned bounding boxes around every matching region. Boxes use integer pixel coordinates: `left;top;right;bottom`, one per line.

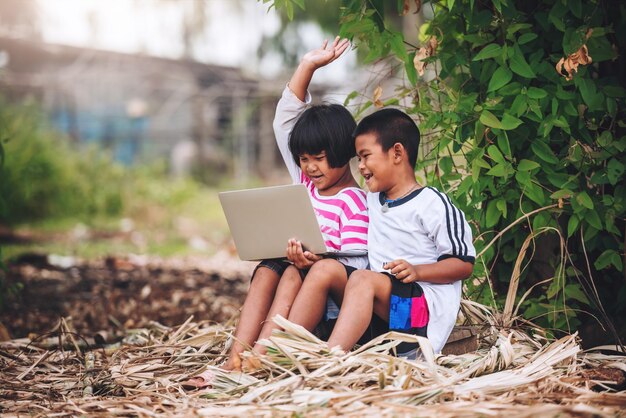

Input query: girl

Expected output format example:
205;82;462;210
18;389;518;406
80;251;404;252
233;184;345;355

185;37;368;388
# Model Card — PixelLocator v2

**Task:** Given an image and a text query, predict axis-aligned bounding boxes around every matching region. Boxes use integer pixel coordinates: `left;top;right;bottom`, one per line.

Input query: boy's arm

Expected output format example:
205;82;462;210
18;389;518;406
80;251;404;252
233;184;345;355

288;37;350;101
385;258;473;284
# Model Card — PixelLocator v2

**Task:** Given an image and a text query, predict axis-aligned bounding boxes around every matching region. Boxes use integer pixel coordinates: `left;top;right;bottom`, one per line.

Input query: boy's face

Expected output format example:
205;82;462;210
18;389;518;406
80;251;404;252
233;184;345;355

355;133;396;193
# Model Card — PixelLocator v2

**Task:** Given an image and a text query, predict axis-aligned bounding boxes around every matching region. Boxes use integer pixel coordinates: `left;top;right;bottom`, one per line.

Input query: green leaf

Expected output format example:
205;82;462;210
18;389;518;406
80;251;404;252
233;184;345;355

570;0;582;18
527;87;547;99
594;249;620;270
509;44;536;78
497;132;511;159
343;91;359;106
500;113;523;130
516;170;532;188
602;85;626;98
291;0;305;10
567;215;579;237
531;141;559;164
389;32;408;62
447;0;456;11
575;191;594;210
518;33;538;45
341;17;377;36
551;98;559;115
607;158;624;185
496;198;507;218
485;200;501;227
597;130;612;146
487;66;513;92
550;189;572;199
405;52;417;86
471;159;482;181
585;209;603;230
473;44;502;61
524;182;546;205
518;159;540;171
510;95;528;116
486;163;506;177
506;23;533;37
479;110;502;129
577;78;604;110
564;284;589;305
487;145;505;164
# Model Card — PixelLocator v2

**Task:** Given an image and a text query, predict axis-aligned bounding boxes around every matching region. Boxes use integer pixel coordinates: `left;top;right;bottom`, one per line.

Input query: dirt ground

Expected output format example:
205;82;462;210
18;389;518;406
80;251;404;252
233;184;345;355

2;251;625;416
1;251;256;341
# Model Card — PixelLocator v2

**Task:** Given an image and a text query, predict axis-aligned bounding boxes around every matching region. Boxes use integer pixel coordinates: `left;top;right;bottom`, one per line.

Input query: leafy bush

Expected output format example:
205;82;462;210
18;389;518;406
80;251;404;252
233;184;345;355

270;0;625;335
0;98;129;223
0;97;202;226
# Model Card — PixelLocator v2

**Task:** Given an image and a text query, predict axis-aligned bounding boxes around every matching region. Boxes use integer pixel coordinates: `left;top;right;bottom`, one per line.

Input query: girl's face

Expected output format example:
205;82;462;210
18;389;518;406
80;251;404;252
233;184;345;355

299;151;351;195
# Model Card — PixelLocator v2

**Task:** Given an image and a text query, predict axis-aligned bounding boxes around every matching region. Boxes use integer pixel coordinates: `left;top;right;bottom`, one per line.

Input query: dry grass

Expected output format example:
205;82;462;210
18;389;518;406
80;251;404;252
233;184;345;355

1;300;625;417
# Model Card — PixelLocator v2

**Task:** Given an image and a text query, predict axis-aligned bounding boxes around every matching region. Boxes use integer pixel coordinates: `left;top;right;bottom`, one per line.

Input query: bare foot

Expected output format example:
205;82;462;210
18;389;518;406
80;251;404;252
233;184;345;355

181;369;215;389
242;355;262;372
220;352;242;371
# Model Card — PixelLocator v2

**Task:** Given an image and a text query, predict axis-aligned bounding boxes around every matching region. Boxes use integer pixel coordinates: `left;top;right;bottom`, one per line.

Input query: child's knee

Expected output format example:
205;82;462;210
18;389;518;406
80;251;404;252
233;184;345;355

345;270;372;290
309;258;341;277
251;267;280;288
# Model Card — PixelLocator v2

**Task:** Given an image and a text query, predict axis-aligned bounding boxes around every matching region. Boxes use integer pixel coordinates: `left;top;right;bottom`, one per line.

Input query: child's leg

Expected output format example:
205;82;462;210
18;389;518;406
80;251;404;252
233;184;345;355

252;265;303;354
222;265;282;370
288;258;349;331
326;270;391;352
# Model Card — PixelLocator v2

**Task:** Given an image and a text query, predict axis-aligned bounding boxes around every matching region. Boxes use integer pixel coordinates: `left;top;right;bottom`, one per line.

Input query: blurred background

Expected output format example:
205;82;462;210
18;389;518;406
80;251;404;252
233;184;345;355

0;0;384;259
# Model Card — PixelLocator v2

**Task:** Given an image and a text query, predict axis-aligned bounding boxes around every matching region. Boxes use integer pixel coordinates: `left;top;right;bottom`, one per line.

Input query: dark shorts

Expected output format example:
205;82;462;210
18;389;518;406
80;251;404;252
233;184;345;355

253;259;291;278
384;272;429;354
327;271;429;355
253;259;356;282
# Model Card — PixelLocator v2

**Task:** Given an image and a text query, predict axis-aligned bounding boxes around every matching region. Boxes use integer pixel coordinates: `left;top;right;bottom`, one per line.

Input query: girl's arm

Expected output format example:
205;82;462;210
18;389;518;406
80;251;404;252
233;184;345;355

273;37;350;184
288;37;350;101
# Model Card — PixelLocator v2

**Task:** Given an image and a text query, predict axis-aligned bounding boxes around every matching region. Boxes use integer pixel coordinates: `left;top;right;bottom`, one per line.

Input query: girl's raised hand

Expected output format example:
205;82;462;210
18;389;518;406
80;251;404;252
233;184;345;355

301;36;350;70
286;239;321;269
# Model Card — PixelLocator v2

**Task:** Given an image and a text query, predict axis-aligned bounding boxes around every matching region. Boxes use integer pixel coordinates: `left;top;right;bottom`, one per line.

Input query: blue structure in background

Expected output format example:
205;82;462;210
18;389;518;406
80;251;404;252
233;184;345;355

49;107;149;165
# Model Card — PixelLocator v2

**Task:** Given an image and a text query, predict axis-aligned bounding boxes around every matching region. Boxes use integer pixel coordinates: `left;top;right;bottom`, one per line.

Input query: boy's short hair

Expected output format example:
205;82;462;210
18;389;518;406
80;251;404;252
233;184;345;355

353;108;420;168
289;104;357;168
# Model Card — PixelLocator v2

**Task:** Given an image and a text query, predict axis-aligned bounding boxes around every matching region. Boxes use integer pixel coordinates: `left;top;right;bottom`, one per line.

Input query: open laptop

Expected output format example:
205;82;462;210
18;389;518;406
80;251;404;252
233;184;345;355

218;184;367;261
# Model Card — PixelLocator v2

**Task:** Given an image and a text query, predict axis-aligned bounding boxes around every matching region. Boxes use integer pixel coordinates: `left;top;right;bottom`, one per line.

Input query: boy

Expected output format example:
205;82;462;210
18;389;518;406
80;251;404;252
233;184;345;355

290;108;475;355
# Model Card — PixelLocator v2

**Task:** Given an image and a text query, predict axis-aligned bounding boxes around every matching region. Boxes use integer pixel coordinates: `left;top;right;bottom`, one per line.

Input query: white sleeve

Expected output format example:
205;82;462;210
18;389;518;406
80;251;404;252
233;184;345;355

424;188;476;263
272;85;312;184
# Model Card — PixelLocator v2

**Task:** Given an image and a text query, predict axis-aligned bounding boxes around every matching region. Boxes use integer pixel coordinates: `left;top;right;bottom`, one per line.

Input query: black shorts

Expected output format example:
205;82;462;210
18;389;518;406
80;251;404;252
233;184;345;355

253;259;357;281
253;259;291;279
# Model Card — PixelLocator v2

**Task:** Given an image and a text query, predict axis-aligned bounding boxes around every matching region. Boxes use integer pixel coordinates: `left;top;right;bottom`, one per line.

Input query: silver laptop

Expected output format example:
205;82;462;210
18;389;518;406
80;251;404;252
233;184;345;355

218;184;367;261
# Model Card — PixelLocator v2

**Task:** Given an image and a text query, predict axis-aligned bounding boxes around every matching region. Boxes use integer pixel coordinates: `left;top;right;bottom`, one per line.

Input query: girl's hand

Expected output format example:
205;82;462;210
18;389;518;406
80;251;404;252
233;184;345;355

286;239;321;269
384;259;420;283
301;36;350;70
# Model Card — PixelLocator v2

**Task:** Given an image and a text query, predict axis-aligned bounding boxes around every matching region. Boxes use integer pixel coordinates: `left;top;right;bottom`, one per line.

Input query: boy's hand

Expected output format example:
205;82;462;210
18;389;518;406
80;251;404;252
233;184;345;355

287;239;321;269
301;36;350;71
383;259;420;283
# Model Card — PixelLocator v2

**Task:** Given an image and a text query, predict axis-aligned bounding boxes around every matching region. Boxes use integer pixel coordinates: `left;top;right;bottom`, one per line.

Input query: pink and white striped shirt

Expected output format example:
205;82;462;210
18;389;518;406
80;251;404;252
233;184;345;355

273;86;369;270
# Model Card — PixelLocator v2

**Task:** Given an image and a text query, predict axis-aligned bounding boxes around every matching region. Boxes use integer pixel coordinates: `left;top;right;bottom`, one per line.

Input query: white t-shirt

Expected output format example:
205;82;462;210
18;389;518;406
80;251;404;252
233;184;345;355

367;187;475;353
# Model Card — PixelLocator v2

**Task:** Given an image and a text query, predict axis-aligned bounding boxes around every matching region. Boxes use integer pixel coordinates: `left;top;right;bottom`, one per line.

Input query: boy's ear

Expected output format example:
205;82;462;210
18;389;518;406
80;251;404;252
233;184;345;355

393;143;405;162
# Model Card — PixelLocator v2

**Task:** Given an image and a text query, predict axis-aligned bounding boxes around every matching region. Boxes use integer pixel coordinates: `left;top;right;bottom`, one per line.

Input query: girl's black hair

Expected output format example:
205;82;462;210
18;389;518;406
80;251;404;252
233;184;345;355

288;104;357;168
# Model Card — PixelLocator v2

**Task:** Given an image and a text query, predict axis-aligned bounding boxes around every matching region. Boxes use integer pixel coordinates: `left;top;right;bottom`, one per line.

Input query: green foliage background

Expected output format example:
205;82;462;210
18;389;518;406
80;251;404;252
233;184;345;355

0;98;202;226
270;0;625;335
